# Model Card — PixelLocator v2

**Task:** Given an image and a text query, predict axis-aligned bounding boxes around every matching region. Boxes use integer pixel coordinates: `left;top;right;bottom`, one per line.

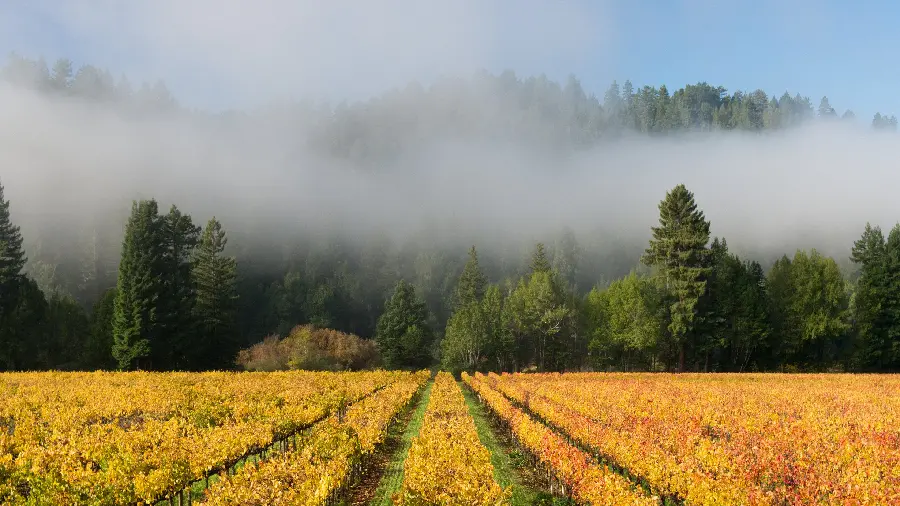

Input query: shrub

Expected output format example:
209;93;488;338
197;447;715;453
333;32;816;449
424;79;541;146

236;325;381;371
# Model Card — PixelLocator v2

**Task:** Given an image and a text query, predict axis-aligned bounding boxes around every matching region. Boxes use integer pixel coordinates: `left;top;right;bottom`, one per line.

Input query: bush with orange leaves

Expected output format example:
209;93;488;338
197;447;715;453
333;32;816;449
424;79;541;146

236;325;380;371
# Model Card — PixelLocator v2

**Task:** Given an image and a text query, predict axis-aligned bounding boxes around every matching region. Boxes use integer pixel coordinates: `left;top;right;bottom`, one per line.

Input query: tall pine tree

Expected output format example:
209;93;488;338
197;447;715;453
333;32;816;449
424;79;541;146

156;205;201;369
0;179;28;369
642;184;711;371
851;223;900;370
529;242;552;274
112;200;162;370
0;179;25;303
442;245;490;371
453;245;486;309
192;217;239;369
375;280;433;369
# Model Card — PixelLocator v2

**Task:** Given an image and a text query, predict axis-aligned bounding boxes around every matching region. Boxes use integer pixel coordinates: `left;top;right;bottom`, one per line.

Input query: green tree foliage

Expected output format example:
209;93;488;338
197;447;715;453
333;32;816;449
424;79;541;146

697;238;771;371
0;180;26;298
850;223;900;370
768;250;850;370
552;227;580;292
111;201;215;371
452;246;487;309
86;287;117;369
192;217;239;369
818;96;836;118
156;205;201;369
3;278;49;370
441;302;489;372
585;272;665;371
642;184;711;371
43;293;90;369
375;280;433;368
112;200;160;370
873;113;898;130
3;56;899;373
504;269;574;372
442;246;490;371
0;180;37;370
529;242;552;274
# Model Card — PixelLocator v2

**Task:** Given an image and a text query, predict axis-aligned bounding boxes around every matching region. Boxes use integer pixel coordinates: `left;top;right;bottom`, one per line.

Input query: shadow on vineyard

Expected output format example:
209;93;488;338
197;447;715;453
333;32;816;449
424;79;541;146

486;381;679;506
337;377;433;505
368;378;436;505
459;381;577;506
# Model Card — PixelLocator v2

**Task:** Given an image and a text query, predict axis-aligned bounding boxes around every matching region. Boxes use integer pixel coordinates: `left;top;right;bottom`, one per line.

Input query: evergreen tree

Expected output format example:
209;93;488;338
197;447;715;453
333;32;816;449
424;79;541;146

698;238;771;371
603;80;622;128
0;179;26;302
44;293;90;369
3;278;48;370
851;223;900;370
156;205;201;369
769;250;849;369
766;255;795;365
529;242;552;274
441;302;487;372
86;287;117;369
192;217;239;369
731;260;771;371
585;272;665;371
553;227;579;291
112;200;161;370
818;96;836;118
0;179;28;370
642;184;711;371
504;270;573;372
453;246;486;309
482;285;512;371
375;280;433;368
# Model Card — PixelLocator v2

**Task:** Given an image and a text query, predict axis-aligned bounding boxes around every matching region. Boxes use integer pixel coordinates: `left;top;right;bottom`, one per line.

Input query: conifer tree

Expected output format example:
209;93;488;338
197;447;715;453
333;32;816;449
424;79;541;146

642;184;711;371
156;205;200;369
453;245;486;309
553;227;579;291
86;287;117;369
529;242;552;274
504;270;572;372
192;217;239;369
375;280;432;368
850;224;887;368
0;180;28;369
112;200;161;370
442;246;490;371
851;223;900;370
0;180;26;302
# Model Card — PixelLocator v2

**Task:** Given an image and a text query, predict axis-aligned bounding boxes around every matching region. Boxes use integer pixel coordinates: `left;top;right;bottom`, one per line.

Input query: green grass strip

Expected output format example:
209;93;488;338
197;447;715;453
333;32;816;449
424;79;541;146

459;380;575;506
368;378;435;506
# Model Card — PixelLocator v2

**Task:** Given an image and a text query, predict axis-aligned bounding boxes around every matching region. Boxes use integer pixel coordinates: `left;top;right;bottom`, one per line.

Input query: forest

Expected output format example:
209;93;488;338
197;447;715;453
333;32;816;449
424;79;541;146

1;53;899;373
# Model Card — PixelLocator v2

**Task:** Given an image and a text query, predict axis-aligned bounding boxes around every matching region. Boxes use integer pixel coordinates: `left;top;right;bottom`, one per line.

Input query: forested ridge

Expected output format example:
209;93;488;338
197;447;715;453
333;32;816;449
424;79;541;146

2;53;900;373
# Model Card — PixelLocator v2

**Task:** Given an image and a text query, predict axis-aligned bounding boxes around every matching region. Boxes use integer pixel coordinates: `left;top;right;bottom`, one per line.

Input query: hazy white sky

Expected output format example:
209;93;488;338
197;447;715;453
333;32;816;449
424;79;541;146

2;1;900;265
3;1;898;120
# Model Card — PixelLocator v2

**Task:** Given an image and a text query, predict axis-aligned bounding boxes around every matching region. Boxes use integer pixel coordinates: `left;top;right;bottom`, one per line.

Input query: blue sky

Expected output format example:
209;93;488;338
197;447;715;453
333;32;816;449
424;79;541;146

1;0;898;120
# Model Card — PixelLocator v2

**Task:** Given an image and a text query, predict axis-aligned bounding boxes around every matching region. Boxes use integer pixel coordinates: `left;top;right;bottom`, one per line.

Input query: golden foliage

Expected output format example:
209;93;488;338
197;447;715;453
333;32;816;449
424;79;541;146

0;370;408;505
397;372;507;505
236;325;380;372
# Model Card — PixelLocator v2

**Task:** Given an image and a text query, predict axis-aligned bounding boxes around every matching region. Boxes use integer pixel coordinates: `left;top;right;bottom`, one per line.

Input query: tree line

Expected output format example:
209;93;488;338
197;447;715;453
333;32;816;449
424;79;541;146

3;175;900;372
0;183;238;371
2;53;900;372
2;53;897;163
433;185;894;373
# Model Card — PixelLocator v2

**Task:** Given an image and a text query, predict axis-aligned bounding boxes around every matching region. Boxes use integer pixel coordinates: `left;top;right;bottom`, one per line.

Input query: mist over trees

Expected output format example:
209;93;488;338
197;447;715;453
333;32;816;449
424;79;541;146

2;53;900;372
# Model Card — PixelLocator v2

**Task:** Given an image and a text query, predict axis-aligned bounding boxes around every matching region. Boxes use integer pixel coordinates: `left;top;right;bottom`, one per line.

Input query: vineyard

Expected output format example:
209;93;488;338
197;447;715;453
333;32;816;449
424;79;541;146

1;371;898;505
